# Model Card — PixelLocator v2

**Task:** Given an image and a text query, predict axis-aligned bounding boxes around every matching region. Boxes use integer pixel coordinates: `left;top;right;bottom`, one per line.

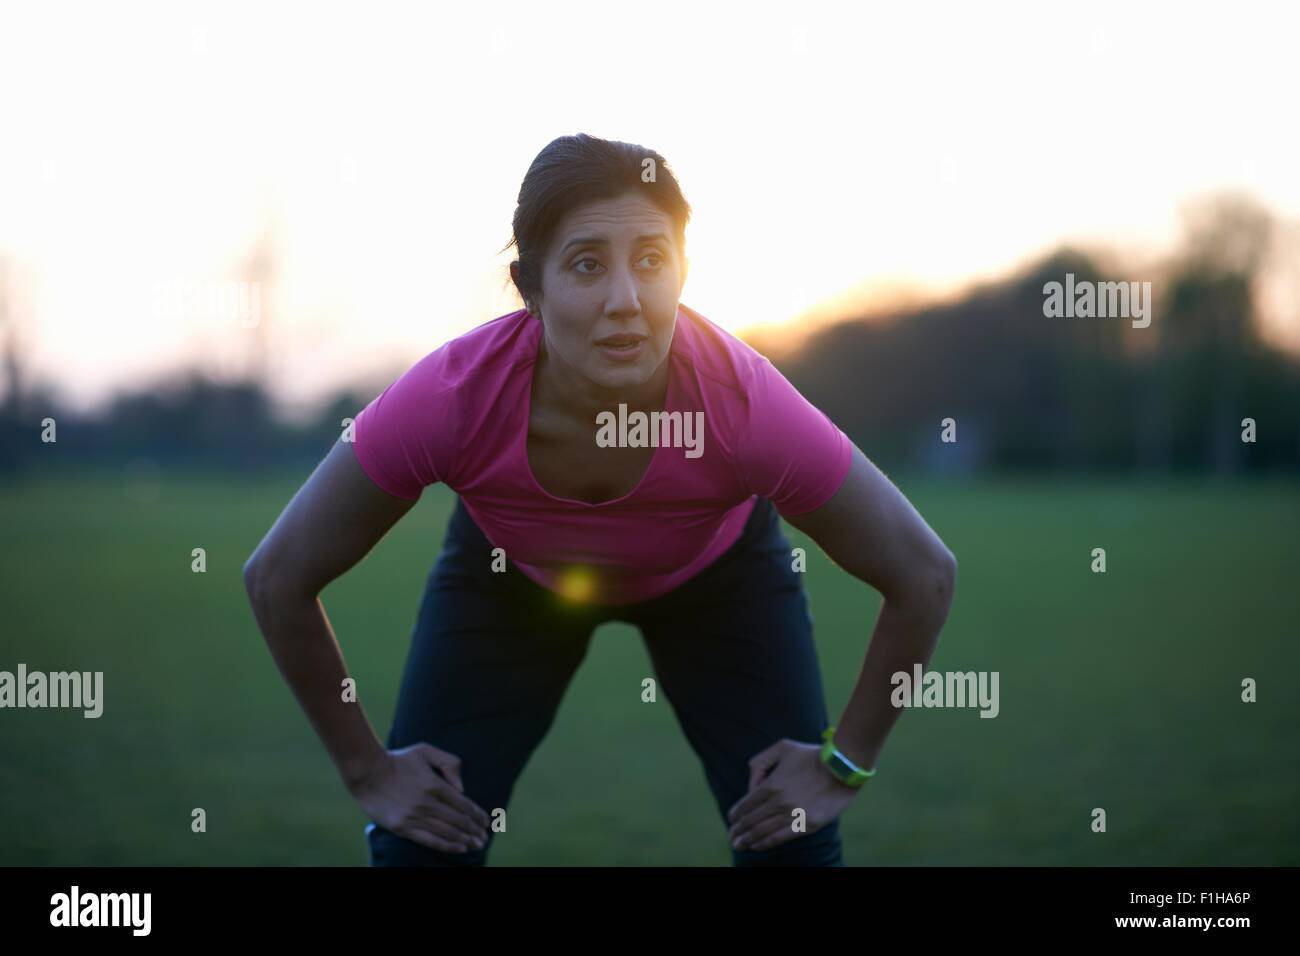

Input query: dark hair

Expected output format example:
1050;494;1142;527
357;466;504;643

502;133;692;314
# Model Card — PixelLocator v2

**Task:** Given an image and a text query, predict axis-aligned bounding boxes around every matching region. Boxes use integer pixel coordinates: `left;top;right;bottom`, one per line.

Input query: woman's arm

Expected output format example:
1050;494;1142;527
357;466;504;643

242;436;418;789
242;437;491;853
725;442;956;852
782;443;957;771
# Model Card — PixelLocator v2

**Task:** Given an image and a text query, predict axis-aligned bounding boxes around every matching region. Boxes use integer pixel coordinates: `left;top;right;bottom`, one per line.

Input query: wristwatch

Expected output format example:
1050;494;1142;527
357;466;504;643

819;726;876;789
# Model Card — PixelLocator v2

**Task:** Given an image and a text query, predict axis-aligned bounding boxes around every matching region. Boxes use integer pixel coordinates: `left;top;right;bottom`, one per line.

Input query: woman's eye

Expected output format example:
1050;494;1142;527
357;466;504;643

573;253;662;274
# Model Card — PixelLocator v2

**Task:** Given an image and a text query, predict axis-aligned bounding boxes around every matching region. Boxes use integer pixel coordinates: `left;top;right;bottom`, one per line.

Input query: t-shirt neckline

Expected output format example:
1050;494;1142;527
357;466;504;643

517;307;683;509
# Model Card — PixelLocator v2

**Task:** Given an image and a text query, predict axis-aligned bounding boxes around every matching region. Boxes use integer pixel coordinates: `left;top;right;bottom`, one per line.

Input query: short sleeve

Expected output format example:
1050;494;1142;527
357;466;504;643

735;356;853;516
351;348;460;501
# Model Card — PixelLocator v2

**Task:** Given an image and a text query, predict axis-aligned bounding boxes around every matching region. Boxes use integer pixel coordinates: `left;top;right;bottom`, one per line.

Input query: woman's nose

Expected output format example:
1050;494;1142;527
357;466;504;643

604;264;641;314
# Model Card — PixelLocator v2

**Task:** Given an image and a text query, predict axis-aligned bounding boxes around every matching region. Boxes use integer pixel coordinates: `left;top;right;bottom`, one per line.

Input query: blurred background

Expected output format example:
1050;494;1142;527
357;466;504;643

1;0;1297;865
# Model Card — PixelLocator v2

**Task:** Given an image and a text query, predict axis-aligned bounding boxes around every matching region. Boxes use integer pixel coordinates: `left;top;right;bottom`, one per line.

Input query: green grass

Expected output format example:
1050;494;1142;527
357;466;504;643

1;466;1297;865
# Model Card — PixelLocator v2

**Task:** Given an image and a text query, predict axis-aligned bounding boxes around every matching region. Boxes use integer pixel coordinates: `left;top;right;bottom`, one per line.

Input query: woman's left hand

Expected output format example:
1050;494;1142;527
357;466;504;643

726;738;862;852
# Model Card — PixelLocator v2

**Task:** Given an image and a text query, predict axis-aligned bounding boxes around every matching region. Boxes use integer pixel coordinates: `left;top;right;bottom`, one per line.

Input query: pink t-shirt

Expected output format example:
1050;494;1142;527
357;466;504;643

352;303;853;605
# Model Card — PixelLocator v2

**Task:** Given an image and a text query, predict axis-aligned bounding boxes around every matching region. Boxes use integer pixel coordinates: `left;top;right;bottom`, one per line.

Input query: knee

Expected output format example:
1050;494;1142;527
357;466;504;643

365;822;489;867
731;821;844;867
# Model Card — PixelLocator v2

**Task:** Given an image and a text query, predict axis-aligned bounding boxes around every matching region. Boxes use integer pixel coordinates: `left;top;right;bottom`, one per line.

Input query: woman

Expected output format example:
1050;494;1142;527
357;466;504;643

243;133;957;867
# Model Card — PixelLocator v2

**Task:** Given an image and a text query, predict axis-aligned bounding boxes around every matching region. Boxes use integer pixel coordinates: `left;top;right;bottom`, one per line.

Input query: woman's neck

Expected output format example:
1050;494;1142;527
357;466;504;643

534;333;670;424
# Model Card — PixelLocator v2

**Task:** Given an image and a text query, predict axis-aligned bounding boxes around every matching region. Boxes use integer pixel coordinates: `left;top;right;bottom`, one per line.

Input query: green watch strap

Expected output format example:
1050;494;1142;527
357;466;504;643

820;726;876;788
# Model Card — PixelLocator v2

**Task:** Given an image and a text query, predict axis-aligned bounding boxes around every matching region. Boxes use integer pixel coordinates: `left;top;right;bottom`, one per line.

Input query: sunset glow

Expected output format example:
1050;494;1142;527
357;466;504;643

1;0;1297;414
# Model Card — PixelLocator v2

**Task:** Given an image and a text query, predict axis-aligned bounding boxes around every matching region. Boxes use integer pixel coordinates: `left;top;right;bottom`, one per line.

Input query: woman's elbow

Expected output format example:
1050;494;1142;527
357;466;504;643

243;554;272;606
242;549;295;606
921;548;957;612
888;548;956;624
936;546;957;592
939;549;957;609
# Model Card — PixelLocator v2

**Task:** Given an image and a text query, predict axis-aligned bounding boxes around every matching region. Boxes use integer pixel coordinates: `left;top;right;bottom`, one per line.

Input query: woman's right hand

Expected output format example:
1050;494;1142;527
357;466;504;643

350;743;492;853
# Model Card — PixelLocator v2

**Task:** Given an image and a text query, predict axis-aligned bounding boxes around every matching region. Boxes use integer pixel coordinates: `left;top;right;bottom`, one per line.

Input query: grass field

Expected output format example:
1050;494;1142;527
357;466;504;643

1;466;1297;865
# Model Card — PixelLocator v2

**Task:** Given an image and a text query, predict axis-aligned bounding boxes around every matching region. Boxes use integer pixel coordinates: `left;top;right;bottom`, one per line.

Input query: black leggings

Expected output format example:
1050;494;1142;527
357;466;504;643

365;495;844;866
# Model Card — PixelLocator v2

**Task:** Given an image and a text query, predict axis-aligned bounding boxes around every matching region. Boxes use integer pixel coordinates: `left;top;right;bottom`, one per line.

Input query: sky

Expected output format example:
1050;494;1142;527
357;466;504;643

2;0;1298;417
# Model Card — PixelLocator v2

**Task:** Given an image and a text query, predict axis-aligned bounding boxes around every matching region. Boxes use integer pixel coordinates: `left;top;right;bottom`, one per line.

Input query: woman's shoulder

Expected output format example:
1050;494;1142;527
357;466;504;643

403;307;537;395
676;304;852;513
353;308;535;495
675;302;780;400
445;307;537;372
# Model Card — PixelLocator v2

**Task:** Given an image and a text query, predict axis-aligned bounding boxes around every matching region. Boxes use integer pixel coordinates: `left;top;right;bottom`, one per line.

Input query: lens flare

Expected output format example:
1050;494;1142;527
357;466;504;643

556;566;597;604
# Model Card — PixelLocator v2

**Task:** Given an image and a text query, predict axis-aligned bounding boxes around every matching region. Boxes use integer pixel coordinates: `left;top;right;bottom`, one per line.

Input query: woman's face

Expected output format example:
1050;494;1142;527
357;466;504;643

519;191;688;394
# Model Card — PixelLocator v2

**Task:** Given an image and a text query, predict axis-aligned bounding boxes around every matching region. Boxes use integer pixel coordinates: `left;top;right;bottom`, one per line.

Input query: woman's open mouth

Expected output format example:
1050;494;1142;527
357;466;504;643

595;334;646;361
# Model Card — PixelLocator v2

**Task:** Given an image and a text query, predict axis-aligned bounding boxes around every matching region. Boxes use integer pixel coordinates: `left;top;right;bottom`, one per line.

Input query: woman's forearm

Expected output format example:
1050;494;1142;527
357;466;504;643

830;578;954;772
245;581;388;792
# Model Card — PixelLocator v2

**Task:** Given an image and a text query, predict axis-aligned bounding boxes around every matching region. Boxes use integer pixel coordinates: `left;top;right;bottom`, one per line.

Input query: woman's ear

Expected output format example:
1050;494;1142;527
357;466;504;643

509;260;540;317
